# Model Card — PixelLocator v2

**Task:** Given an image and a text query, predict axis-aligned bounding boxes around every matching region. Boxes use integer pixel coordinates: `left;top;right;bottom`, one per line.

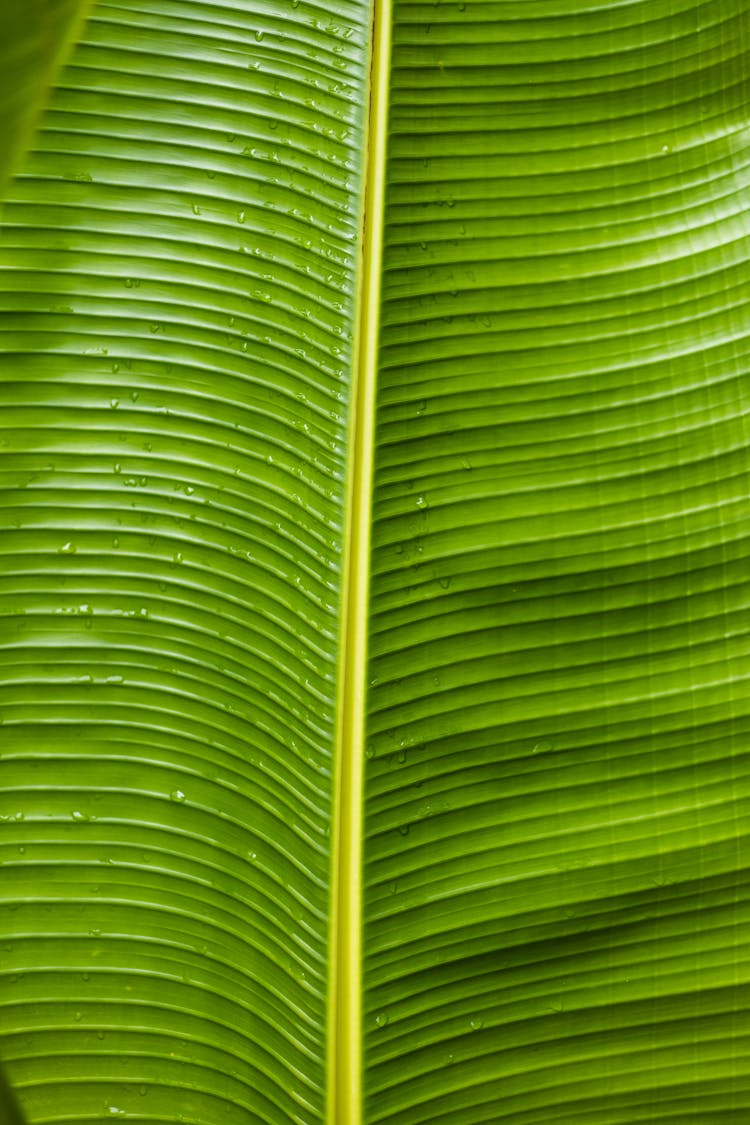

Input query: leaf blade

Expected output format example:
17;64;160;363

0;0;371;1118
363;0;750;1120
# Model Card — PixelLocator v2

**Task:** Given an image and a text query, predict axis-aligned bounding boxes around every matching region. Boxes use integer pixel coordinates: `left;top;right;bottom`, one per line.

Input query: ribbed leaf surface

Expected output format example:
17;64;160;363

363;1;750;1121
1;1;749;1123
0;0;91;189
0;0;369;1120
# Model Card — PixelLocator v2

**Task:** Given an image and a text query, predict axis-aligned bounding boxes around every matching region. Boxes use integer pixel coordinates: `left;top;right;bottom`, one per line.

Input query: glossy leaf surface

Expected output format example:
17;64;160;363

0;0;369;1120
363;2;750;1120
1;1;749;1123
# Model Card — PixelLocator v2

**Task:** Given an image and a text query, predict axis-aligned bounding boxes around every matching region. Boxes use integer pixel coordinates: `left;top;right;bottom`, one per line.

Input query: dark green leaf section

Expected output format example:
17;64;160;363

0;0;369;1121
0;1058;27;1125
363;1;750;1120
0;0;92;192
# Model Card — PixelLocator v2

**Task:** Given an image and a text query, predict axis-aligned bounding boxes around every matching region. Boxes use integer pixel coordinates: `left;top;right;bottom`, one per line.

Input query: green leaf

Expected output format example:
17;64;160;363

0;0;92;192
1;2;748;1123
0;1058;27;1125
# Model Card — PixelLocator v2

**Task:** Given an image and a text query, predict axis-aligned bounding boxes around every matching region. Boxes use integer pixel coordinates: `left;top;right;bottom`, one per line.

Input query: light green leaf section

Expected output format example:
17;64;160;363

362;0;750;1121
0;0;92;191
0;0;370;1121
1;1;750;1123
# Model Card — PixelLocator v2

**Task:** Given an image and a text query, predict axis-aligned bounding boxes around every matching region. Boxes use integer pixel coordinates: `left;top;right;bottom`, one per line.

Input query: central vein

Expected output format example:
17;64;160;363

328;0;392;1119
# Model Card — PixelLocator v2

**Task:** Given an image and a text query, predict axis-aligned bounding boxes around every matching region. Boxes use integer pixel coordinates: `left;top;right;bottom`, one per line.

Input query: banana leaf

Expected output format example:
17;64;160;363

1;1;748;1122
0;0;93;191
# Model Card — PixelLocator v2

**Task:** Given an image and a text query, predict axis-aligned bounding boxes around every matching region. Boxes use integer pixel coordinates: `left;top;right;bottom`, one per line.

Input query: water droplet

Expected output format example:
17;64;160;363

74;1011;83;1022
138;1086;147;1097
170;789;186;802
130;390;139;402
374;1012;388;1027
105;674;124;685
238;210;246;223
255;28;264;40
438;576;451;589
72;810;89;822
533;741;552;755
398;824;410;836
415;495;427;509
185;485;194;495
110;398;119;409
469;1016;483;1030
59;542;76;554
96;1029;105;1040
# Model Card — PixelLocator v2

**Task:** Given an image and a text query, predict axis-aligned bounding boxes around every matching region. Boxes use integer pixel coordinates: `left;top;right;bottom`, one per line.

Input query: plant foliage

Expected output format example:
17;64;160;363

0;1;748;1122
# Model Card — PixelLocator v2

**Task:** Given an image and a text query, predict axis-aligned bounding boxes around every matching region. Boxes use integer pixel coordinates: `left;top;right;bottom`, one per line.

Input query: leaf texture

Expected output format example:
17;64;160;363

1;1;750;1123
0;0;370;1120
362;1;750;1121
0;0;92;191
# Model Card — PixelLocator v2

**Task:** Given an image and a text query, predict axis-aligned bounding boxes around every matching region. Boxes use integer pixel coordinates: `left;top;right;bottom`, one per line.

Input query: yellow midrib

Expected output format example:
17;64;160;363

328;0;392;1119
